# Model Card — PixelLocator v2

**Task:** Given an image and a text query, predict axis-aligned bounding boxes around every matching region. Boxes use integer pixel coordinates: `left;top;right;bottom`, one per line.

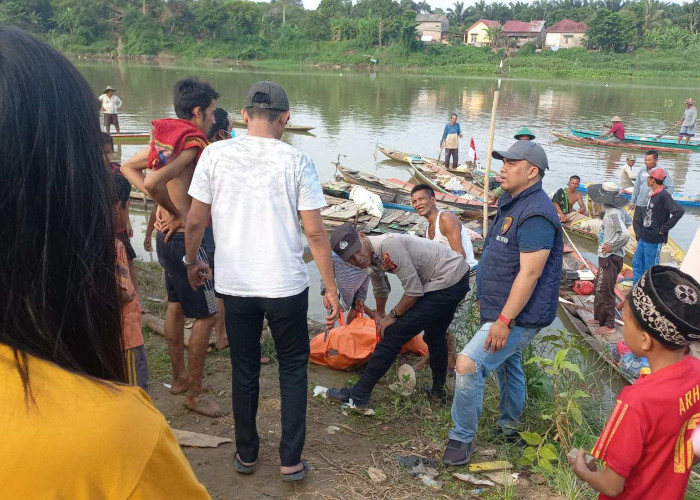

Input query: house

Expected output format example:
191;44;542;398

463;19;501;47
545;19;588;49
416;14;449;43
502;20;546;49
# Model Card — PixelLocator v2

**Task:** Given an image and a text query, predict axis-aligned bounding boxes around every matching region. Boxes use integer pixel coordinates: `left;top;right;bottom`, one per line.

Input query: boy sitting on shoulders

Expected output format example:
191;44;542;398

569;265;700;499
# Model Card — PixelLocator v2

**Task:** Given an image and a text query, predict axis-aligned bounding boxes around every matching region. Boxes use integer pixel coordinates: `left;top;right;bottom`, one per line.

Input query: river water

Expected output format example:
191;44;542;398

75;61;699;326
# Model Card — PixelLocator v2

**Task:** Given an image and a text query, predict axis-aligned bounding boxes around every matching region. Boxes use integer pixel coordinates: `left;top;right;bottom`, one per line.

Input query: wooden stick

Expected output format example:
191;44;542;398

563;227;593;273
655;123;677;139
482;87;499;236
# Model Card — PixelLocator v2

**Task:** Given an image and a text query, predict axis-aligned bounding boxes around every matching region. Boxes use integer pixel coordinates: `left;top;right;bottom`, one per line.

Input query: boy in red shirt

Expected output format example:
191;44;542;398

569;265;700;499
113;174;149;391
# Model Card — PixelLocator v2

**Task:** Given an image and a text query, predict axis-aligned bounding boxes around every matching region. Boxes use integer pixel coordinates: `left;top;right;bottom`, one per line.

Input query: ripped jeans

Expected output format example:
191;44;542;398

449;322;540;444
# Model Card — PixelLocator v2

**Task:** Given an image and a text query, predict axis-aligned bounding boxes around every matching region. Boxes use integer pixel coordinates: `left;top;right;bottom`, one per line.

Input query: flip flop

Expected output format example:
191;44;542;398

234;452;256;475
281;460;309;482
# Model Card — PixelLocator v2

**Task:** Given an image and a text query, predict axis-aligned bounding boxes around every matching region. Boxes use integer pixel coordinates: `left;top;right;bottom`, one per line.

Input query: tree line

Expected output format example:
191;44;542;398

0;0;698;56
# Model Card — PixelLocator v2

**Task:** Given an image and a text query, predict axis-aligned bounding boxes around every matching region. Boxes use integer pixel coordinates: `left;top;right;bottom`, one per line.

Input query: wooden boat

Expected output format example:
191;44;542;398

553;132;689;154
571;128;700;153
409;158;497;204
321;194;427;235
576;184;700;209
376;143;442;165
111;132;150;144
230;118;314;132
331;162;493;218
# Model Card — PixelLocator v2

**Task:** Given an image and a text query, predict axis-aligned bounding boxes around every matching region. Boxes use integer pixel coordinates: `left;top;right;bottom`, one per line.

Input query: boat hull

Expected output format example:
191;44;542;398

570;128;700;152
553;132;688;153
111;132;150;144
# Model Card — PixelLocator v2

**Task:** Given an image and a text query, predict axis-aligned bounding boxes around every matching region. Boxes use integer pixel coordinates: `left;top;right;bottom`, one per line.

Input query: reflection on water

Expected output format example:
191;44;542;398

95;61;699;326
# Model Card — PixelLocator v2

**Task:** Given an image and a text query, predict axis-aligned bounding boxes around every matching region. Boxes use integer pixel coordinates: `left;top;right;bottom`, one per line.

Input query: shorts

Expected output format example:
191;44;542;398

124;344;149;392
156;231;217;318
104;113;119;128
679;125;695;137
117;231;137;260
207;252;223;299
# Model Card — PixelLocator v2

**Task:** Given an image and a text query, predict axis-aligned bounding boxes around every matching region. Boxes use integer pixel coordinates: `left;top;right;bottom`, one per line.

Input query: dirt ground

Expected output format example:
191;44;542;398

137;261;565;500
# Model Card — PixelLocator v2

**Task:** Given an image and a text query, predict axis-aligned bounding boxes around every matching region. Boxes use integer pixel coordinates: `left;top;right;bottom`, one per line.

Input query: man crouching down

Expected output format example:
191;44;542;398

327;223;470;407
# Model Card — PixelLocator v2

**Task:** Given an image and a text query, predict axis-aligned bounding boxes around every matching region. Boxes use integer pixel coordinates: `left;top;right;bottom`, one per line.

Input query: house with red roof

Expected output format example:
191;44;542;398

463;19;501;47
502;20;546;49
545;19;588;49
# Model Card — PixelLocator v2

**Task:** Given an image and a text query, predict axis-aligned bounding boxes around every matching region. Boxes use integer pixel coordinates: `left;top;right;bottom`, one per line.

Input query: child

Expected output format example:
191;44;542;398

587;182;630;335
113;174;149;391
569;266;700;499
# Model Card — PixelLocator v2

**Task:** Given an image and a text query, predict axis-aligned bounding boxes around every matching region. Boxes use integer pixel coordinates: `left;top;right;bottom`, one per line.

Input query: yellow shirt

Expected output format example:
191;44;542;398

0;344;210;499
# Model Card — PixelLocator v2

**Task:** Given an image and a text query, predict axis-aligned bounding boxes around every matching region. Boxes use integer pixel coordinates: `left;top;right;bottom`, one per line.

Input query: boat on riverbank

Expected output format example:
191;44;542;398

553;131;689;154
376;143;442;165
570;128;700;153
230;118;314;132
409;158;497;204
576;184;700;209
111;132;150;144
321;194;427;235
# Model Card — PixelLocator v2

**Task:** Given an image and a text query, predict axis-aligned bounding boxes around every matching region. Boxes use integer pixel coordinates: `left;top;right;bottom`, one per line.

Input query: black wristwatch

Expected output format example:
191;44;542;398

389;308;400;318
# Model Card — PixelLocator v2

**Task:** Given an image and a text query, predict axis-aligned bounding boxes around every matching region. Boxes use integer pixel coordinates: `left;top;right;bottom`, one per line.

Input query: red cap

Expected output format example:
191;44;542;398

649;168;667;181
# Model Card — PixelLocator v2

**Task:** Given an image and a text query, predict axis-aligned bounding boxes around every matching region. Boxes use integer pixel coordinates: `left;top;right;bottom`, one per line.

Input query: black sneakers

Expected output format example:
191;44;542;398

327;387;370;408
442;439;474;466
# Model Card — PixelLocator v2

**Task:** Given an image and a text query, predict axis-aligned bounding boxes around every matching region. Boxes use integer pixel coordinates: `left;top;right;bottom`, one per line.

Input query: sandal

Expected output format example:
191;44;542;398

281;460;309;482
234;452;256;475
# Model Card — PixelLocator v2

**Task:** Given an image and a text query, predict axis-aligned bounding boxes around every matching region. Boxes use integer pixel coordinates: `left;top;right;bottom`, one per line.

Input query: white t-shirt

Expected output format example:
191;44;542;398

188;135;327;298
98;94;122;114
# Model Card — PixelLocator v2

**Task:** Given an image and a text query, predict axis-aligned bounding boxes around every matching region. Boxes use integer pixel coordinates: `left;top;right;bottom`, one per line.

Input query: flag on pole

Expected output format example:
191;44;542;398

468;137;477;163
499;59;503;68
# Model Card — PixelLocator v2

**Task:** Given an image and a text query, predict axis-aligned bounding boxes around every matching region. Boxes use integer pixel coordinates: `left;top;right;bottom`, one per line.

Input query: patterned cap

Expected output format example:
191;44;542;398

629;266;700;348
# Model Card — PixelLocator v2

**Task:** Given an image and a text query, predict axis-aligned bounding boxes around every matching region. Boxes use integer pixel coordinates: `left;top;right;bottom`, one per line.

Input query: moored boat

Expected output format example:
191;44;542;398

553;131;688;154
111;132;150;144
571;128;700;152
230;118;314;132
409;158;497;204
376;144;441;165
576;184;700;209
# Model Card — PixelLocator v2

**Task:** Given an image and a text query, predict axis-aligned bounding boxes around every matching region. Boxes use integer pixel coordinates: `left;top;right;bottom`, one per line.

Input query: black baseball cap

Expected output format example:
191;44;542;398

330;222;361;262
492;140;549;172
244;81;289;111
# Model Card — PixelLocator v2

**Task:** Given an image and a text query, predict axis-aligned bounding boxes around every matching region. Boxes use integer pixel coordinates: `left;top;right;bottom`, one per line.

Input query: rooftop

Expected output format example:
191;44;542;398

465;19;501;32
502;20;546;35
548;19;588;33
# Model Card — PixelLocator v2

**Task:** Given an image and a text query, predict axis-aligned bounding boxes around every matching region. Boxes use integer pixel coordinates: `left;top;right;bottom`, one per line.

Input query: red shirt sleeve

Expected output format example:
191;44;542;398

591;398;644;478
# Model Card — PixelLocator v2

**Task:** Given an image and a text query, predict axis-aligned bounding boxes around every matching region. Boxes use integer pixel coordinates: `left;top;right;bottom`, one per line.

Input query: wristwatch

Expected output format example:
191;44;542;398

182;255;198;268
497;314;515;329
389;308;400;318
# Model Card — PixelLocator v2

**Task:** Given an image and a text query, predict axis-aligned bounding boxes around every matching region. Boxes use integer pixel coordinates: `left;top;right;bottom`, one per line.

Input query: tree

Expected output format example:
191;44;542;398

191;0;227;39
585;8;626;51
641;0;668;32
484;25;504;48
447;1;468;24
400;10;418;50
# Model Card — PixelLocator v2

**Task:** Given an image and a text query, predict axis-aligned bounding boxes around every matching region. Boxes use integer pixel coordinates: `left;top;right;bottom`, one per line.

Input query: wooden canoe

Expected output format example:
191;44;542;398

553;132;690;154
230;118;314;132
376;144;442;165
571;128;700;153
111;132;150;144
321;194;427;235
409;158;497;204
577;184;700;209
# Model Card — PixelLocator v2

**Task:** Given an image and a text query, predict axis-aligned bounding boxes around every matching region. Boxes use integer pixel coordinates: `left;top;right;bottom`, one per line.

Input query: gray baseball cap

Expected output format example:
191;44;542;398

330;222;361;262
244;81;289;111
492;140;549;171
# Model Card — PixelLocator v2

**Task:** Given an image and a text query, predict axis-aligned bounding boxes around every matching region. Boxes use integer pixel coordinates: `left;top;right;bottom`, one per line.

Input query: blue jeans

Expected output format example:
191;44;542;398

449;322;539;444
632;239;662;284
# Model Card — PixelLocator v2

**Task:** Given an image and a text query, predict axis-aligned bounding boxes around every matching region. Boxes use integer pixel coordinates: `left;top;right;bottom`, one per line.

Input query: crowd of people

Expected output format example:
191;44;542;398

2;25;700;499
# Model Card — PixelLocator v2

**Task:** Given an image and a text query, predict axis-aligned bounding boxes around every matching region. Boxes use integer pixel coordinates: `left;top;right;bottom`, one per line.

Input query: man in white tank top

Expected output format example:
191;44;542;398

411;183;478;372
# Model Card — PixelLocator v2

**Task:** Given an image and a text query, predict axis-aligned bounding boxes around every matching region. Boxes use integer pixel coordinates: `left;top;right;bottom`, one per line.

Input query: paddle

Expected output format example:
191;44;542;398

436;147;443;166
655;123;677;140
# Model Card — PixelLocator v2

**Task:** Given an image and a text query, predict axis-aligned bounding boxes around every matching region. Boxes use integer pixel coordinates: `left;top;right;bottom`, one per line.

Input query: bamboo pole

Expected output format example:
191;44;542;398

482;83;500;236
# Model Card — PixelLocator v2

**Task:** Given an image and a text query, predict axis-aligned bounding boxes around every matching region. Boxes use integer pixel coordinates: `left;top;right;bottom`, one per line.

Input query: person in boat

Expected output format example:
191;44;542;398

619;153;636;191
443;140;563;466
599;116;625;143
677;98;696;145
631;168;684;284
440;113;464;170
630;150;675;241
0;26;209;498
410;183;479;372
122;77;224;417
185;80;339;481
98;84;122;134
326;223;470;407
586;182;630;335
569;266;700;500
514;127;535;141
551;175;588;223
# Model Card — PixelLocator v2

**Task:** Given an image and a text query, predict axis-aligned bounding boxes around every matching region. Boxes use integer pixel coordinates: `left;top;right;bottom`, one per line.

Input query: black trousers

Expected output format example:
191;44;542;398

445;148;459;169
351;273;470;401
223;288;309;467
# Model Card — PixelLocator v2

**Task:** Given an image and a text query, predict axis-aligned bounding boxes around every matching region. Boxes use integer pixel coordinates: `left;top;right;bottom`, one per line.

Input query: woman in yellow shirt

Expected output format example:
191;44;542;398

0;26;210;499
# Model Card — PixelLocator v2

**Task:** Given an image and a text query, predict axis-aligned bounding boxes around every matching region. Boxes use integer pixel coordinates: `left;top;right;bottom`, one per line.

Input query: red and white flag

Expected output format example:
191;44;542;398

468;137;477;162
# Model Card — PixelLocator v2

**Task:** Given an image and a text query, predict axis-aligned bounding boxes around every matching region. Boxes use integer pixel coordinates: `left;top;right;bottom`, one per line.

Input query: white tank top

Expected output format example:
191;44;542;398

425;211;478;268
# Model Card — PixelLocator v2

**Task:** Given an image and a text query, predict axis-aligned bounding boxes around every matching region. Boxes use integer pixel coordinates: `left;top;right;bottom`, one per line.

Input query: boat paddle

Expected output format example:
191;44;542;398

655;123;677;140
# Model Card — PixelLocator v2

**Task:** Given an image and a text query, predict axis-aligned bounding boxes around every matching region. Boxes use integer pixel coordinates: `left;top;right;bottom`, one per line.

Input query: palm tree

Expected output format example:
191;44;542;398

484;25;504;48
447;1;468;24
642;0;668;32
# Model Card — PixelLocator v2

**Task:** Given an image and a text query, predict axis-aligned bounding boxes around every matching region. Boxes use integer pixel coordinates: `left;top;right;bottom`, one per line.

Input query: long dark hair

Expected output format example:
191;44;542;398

0;27;125;398
208;107;230;141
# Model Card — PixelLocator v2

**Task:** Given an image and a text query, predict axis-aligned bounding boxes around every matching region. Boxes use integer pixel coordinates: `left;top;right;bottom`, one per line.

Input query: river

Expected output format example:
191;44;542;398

75;61;699;326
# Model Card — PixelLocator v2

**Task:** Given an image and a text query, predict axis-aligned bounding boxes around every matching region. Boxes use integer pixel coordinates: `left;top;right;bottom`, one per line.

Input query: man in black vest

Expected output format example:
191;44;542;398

443;141;563;466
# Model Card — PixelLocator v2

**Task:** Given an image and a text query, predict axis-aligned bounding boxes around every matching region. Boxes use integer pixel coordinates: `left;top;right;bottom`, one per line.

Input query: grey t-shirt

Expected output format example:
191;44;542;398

598;207;630;258
366;234;468;297
683;106;697;127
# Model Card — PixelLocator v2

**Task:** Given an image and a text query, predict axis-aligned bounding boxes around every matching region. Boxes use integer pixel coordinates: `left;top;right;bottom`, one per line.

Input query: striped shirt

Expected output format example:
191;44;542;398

321;253;372;310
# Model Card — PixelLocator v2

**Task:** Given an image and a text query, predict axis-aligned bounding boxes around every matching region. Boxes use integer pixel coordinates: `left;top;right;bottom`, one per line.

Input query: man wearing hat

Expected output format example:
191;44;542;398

619;153;636;190
98;85;122;134
599;116;625;143
631;167;684;284
587;182;630;335
570;266;700;499
185;80;339;481
326;223;470;407
444;141;563;465
677;98;696;144
514;127;535;141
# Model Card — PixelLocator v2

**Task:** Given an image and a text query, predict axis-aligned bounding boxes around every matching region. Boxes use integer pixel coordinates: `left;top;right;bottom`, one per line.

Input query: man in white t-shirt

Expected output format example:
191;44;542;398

184;81;339;482
97;85;122;134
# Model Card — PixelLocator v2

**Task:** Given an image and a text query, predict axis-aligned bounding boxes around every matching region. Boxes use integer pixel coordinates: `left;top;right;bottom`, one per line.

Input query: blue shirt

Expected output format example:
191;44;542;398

441;123;461;142
517;215;557;252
